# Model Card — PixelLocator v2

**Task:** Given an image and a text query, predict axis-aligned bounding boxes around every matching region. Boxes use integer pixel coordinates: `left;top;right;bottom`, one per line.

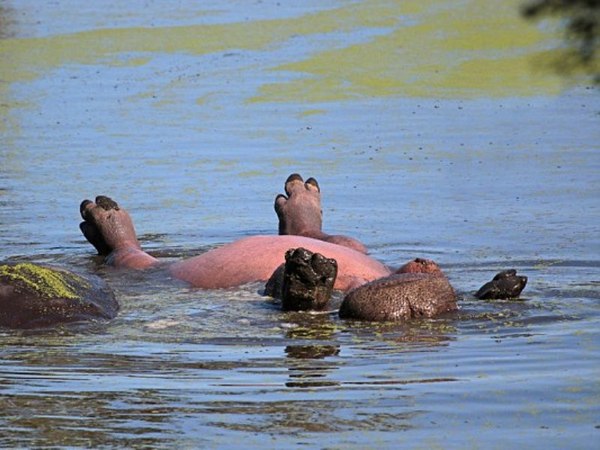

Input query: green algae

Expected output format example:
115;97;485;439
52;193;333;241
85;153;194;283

0;0;564;106
0;263;88;300
251;0;564;101
0;2;388;84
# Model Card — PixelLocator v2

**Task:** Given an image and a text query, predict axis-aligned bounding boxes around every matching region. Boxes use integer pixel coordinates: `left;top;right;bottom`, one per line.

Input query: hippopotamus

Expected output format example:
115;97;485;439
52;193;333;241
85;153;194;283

76;173;463;321
0;262;118;328
3;173;527;328
79;194;391;292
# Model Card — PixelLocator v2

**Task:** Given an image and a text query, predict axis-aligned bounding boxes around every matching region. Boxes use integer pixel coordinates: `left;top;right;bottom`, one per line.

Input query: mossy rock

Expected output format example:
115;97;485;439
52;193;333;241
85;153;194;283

0;262;118;329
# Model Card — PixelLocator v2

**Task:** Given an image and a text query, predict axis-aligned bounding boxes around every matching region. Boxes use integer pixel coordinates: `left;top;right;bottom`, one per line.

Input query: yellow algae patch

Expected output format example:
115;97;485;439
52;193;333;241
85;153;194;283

251;0;564;101
0;0;565;105
298;109;326;117
0;263;88;300
0;2;395;84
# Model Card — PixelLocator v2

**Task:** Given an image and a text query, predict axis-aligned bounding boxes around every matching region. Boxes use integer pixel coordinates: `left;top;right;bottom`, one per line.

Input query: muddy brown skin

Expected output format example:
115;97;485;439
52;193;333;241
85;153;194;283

339;272;458;322
265;247;337;311
275;174;368;254
0;263;118;329
475;269;528;299
336;257;457;322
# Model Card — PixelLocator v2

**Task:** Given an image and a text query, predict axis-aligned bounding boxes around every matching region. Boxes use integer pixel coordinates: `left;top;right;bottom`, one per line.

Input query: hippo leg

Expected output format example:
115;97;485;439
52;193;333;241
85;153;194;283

80;196;158;269
80;201;111;256
274;173;367;253
266;247;338;311
275;173;323;237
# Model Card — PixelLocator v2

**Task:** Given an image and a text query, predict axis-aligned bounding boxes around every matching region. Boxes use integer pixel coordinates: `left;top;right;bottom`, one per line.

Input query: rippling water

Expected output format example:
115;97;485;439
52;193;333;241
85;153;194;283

1;1;599;448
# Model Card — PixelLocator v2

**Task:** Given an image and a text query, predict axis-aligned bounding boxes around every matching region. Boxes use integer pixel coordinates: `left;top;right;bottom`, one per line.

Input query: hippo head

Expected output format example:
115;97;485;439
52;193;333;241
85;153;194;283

475;269;528;300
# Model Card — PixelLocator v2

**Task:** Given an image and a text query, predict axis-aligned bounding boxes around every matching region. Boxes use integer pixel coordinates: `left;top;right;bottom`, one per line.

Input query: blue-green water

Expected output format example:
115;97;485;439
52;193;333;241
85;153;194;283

1;1;599;448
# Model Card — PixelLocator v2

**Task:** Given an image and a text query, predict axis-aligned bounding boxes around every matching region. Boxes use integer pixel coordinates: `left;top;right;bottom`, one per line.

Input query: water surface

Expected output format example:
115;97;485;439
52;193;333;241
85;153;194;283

1;1;599;448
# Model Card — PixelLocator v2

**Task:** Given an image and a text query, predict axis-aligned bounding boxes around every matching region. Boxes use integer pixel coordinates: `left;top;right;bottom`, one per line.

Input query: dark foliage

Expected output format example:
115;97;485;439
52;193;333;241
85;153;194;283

522;0;600;83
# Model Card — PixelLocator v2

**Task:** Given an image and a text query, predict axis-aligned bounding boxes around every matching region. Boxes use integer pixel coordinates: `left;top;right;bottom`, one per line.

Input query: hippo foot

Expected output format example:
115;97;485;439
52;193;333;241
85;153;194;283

475;269;527;300
275;173;323;237
339;269;458;322
275;173;367;253
0;262;118;328
265;247;338;311
80;195;140;256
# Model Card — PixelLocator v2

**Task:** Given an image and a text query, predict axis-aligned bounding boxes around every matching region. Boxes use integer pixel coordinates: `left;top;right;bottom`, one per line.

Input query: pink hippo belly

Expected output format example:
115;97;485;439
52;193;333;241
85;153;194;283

169;235;391;291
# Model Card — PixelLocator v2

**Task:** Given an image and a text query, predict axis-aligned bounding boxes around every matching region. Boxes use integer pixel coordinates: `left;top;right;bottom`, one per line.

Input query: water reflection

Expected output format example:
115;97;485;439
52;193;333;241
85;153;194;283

285;344;339;360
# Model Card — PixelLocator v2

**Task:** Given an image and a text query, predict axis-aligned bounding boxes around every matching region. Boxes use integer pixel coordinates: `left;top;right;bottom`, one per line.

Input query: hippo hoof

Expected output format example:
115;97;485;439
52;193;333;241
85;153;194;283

339;272;458;322
274;247;338;311
475;269;528;299
0;263;118;329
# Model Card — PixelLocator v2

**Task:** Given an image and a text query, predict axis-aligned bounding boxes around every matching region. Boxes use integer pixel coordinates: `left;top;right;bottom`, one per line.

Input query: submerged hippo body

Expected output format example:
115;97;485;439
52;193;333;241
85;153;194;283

0;263;118;329
170;235;388;291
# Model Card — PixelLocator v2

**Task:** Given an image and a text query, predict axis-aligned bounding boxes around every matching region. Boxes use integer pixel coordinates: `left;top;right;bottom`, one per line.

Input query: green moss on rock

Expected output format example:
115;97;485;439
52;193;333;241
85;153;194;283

0;263;89;300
